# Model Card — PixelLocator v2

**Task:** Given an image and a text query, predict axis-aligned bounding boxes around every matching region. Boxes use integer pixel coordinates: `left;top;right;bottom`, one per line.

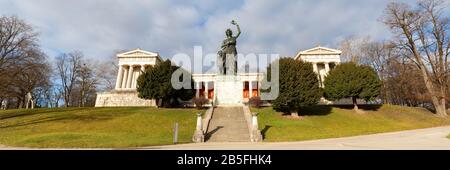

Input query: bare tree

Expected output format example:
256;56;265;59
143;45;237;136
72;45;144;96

382;0;449;117
386;58;430;107
56;51;83;107
53;86;64;107
16;49;51;107
0;15;37;72
95;55;118;92
0;15;52;109
339;36;371;63
77;61;98;107
363;41;400;104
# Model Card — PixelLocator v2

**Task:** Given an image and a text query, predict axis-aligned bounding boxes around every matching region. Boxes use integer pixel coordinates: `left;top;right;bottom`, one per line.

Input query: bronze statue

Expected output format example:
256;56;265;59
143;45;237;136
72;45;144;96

218;20;241;75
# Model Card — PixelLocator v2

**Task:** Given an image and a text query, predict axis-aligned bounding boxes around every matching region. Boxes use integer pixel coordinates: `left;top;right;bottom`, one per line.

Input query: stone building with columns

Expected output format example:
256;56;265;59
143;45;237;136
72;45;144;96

192;73;263;105
95;49;161;107
294;46;342;104
95;46;341;107
294;46;342;87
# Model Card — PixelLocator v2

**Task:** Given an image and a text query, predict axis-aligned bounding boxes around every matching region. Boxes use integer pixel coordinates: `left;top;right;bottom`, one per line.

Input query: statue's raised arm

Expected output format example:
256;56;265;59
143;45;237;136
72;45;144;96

231;20;241;38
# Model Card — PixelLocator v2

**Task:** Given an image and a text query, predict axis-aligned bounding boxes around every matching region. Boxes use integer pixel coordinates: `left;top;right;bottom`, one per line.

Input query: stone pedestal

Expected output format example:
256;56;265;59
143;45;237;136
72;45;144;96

215;75;243;105
95;90;155;107
250;112;263;142
192;113;205;143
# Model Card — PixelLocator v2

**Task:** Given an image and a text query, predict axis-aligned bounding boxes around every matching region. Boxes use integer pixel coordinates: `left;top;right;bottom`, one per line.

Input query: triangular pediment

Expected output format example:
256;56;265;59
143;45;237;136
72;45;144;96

300;46;341;54
294;46;341;60
117;48;159;58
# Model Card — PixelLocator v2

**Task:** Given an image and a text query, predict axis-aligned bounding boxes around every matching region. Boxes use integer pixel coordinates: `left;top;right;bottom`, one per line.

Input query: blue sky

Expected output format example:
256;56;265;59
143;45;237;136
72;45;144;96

0;0;414;60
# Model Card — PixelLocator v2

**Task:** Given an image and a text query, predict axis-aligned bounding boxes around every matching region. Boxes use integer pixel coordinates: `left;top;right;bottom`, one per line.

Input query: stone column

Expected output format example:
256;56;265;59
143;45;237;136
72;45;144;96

133;65;146;89
192;112;204;143
249;81;253;98
121;65;129;89
212;82;215;101
131;71;135;89
252;112;258;130
195;81;200;98
115;65;124;90
313;62;318;73
196;112;203;132
325;62;330;73
135;71;139;88
251;112;263;142
204;81;209;99
132;71;139;89
257;81;261;96
138;65;145;83
313;63;320;86
127;65;134;89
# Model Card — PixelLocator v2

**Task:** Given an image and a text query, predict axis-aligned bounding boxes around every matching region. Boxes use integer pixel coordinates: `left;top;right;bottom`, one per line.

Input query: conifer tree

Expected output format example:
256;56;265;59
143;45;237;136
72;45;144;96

324;62;381;111
137;60;194;108
266;58;321;117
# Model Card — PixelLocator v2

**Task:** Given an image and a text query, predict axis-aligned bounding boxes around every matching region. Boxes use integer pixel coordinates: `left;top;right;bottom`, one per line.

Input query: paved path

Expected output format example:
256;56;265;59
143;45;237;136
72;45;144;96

145;126;450;150
205;107;250;142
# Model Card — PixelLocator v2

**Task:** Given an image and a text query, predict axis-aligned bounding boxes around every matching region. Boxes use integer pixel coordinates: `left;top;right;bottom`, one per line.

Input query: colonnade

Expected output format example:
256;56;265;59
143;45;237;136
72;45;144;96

115;64;148;89
193;81;260;99
195;81;212;99
312;62;339;87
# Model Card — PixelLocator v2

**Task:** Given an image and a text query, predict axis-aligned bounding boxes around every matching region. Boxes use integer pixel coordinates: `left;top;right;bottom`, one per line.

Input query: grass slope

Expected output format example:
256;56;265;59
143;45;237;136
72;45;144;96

254;105;450;142
0;107;200;148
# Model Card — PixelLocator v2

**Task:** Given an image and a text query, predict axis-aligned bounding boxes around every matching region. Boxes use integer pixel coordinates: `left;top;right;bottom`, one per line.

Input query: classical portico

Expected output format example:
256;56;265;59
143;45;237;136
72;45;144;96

115;49;161;90
295;46;342;87
95;49;161;107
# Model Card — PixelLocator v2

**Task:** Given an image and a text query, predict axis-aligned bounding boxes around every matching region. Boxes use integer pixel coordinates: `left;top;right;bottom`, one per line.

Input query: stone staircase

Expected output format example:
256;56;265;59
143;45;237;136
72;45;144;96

205;107;250;142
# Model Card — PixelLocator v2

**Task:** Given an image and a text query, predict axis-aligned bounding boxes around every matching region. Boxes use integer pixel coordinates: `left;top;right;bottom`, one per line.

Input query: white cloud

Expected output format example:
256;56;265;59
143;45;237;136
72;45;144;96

0;0;412;60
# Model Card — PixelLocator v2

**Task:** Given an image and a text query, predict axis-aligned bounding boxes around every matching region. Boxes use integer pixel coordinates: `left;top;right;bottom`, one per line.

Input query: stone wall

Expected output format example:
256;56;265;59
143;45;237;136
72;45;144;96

95;90;155;107
215;75;244;105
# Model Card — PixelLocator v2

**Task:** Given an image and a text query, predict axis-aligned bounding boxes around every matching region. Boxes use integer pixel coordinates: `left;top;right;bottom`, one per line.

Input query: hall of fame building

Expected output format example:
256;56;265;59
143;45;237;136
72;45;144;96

95;46;341;107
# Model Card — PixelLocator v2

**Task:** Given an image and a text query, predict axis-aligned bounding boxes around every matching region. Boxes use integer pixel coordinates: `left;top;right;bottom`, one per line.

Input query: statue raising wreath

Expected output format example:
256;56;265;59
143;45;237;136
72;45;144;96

217;20;241;75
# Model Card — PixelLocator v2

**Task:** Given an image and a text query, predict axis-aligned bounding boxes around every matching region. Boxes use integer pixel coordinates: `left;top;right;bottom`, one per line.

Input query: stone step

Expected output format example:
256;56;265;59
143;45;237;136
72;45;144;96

206;106;250;142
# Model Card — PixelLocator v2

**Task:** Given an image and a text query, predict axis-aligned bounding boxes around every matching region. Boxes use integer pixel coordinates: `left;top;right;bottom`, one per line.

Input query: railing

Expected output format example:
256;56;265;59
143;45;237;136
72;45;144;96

243;105;263;142
192;107;214;143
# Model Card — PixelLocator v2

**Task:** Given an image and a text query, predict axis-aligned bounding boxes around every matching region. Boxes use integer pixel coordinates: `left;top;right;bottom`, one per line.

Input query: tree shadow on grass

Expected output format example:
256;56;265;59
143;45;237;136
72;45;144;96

331;104;382;111
261;125;272;139
0;110;130;129
278;105;333;116
0;108;84;121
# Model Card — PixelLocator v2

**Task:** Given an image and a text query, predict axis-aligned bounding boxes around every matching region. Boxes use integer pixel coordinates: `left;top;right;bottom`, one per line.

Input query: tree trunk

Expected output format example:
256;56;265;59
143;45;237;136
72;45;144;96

156;99;162;108
420;67;447;117
163;99;171;108
80;90;85;107
290;111;300;118
64;95;69;107
352;96;358;110
434;89;447;117
382;82;389;104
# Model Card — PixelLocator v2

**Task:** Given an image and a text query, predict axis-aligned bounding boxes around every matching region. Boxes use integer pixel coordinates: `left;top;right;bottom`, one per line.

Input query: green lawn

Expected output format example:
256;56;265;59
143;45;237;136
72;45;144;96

254;105;450;142
1;105;448;148
0;107;200;148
